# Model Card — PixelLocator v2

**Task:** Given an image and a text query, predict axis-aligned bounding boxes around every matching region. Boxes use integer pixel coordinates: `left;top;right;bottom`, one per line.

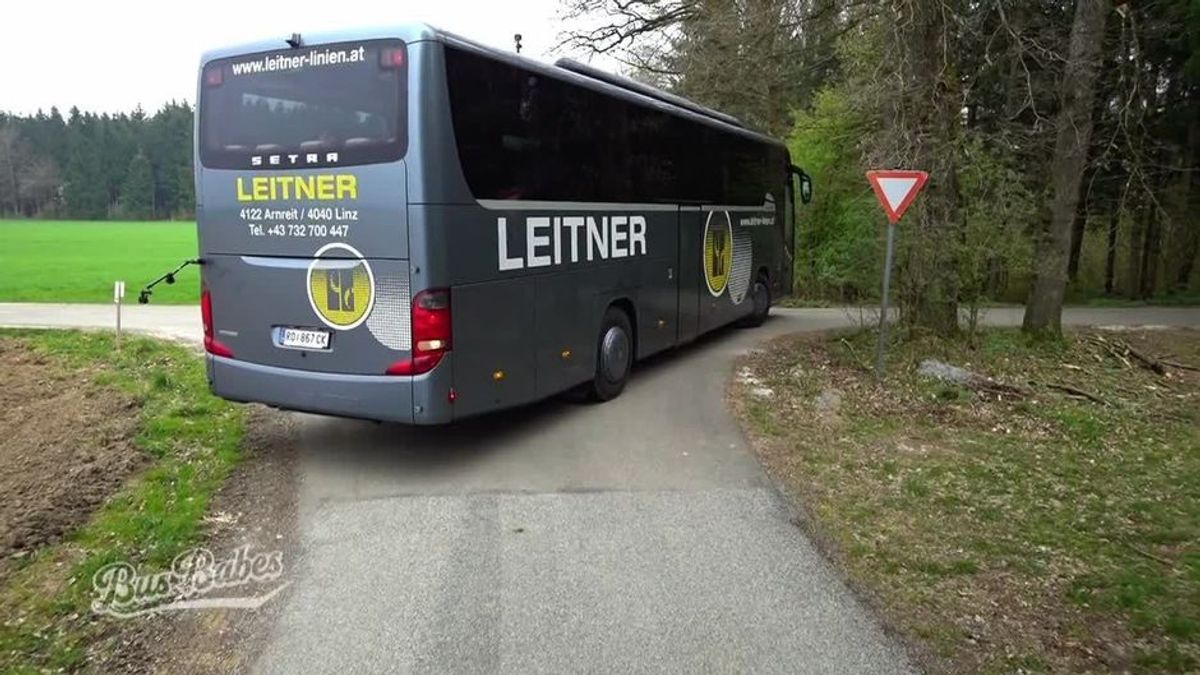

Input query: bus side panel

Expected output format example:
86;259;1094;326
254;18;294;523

696;208;761;335
677;209;704;343
449;277;537;418
632;210;680;359
534;272;598;397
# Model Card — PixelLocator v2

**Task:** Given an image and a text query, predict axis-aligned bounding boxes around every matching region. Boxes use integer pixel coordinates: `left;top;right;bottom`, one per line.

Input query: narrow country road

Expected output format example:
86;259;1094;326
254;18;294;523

3;303;1198;673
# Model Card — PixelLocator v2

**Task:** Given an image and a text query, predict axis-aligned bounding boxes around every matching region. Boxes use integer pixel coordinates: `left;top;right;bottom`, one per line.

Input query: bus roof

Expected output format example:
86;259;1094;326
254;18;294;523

200;23;786;151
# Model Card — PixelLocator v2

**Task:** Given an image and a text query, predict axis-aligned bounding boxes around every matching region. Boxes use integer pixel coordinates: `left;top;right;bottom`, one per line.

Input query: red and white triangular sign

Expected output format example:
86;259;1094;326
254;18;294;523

866;170;929;224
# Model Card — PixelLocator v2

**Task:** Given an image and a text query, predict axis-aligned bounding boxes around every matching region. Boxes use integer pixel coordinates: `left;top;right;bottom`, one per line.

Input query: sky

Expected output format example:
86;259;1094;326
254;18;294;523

0;0;613;116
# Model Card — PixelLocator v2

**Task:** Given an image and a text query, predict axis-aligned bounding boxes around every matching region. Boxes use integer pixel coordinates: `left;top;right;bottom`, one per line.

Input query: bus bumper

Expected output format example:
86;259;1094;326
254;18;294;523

206;355;453;425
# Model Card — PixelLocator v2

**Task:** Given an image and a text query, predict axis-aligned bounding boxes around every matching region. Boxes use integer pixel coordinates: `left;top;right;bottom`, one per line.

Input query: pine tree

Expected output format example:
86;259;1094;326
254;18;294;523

62;135;108;219
120;151;154;219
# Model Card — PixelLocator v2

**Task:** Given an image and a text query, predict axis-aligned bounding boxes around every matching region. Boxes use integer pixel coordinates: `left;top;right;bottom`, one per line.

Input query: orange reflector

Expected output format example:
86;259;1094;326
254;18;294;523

493;370;505;381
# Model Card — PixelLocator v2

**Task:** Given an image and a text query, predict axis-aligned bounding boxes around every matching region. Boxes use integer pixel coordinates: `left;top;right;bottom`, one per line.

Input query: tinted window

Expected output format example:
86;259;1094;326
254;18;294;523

444;46;782;205
200;40;407;170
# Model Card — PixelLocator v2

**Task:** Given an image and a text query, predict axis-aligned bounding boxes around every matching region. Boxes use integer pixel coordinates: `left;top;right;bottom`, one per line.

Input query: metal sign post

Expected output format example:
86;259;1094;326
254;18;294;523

114;281;126;350
875;223;897;377
865;170;929;379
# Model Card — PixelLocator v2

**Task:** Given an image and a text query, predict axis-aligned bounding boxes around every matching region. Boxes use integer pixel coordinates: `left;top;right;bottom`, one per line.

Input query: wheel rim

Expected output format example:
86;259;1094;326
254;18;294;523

600;325;630;382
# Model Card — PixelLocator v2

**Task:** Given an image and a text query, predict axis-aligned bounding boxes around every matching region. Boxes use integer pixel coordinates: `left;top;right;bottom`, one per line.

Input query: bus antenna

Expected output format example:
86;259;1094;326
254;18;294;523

513;34;522;54
286;33;303;49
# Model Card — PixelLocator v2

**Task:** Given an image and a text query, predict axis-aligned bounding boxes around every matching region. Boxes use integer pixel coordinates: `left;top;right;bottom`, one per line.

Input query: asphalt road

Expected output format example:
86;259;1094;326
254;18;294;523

4;303;1198;674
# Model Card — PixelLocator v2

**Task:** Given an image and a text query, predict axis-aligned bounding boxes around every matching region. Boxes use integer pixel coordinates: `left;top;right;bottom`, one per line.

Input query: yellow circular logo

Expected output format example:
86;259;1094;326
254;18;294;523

703;211;733;297
306;243;375;330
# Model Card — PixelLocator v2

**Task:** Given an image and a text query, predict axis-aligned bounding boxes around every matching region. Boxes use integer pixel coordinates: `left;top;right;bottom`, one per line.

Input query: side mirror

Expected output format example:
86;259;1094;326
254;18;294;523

799;172;813;204
790;165;814;204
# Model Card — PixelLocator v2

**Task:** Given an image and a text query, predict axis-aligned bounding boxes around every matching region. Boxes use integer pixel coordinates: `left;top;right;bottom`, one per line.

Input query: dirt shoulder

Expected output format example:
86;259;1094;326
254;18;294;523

0;338;146;583
0;330;297;674
731;327;1199;673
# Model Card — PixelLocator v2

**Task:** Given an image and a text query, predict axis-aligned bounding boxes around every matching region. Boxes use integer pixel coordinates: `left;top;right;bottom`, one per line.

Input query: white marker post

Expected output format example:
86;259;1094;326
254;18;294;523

865;170;929;379
114;281;126;350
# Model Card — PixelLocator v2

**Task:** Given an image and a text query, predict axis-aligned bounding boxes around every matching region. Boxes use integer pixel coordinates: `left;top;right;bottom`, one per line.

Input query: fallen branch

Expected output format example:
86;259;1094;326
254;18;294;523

1161;359;1200;372
976;380;1030;398
1038;381;1110;406
1088;336;1132;369
1125;344;1167;375
1124;542;1177;570
1088;335;1169;375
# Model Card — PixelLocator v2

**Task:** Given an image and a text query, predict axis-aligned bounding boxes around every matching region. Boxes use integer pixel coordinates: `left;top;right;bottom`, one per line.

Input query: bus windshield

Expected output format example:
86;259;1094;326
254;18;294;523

199;39;407;170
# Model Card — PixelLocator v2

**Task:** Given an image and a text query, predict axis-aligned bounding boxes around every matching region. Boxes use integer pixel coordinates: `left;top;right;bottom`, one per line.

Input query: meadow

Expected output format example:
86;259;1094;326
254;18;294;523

0;220;199;304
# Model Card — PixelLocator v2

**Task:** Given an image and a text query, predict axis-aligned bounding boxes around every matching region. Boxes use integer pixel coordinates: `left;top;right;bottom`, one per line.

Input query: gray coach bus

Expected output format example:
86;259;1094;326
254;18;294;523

196;24;812;424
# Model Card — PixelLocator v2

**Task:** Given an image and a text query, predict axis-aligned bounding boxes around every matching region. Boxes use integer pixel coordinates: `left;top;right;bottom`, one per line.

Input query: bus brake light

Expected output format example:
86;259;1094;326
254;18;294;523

385;289;451;376
201;287;234;358
380;48;405;69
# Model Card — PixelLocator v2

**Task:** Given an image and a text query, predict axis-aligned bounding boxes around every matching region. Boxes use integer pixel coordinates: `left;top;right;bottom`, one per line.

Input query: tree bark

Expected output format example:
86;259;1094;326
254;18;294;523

1171;112;1199;292
1022;0;1109;335
1104;206;1118;295
1127;204;1146;299
1140;205;1160;298
1067;188;1088;281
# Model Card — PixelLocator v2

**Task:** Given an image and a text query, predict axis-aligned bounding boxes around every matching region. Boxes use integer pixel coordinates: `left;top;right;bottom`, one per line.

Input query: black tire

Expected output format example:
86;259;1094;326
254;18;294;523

741;278;771;327
590;307;633;401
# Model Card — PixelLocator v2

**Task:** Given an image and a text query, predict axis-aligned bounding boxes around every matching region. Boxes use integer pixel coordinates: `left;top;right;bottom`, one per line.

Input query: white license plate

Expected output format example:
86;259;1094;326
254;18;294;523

280;327;331;350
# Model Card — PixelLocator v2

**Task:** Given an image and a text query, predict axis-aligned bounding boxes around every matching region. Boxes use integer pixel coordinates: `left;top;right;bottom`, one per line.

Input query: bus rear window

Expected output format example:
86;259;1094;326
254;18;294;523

199;40;407;170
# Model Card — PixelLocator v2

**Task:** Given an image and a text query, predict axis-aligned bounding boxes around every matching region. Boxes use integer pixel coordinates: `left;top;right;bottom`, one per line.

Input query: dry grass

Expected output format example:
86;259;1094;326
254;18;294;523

731;327;1200;673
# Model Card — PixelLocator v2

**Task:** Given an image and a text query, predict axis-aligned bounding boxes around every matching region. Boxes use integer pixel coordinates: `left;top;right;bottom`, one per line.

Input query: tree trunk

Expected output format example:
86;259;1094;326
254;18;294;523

1178;235;1199;292
1023;0;1109;335
1171;113;1199;292
1067;189;1088;281
1127;205;1146;299
1140;206;1160;298
1104;206;1118;295
888;0;962;336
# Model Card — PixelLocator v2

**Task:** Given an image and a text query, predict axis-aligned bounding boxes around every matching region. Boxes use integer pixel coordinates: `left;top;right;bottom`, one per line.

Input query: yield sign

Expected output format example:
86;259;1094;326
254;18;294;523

866;170;929;224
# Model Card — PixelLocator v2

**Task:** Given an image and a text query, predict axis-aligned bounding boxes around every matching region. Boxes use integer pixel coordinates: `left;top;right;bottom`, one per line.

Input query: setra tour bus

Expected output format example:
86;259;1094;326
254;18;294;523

196;24;812;424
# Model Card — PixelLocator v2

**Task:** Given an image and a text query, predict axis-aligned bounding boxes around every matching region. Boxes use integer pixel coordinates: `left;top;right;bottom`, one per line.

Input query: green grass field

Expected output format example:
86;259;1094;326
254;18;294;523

0;220;199;304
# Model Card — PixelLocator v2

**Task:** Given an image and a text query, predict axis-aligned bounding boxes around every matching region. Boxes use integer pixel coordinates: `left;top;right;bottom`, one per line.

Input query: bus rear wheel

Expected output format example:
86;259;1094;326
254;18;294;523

741;278;771;327
590;307;633;401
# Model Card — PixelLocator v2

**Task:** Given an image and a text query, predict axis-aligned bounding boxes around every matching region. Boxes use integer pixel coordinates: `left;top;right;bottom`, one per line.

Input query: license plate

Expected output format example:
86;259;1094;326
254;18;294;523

280;327;331;350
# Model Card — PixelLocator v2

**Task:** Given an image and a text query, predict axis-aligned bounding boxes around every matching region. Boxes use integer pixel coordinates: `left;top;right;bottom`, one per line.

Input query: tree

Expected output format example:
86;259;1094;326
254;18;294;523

872;0;965;336
0;126;27;215
19;156;61;216
62;135;108;220
119;151;154;219
560;0;815;135
1023;0;1109;335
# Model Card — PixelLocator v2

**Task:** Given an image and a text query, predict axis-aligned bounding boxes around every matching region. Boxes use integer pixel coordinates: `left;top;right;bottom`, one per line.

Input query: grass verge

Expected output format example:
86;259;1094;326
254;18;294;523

0;220;198;304
732;327;1199;673
0;329;245;672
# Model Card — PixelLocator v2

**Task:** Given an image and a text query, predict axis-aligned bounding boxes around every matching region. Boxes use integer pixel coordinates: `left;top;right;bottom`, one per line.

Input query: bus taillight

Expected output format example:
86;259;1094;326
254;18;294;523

385;288;451;376
201;287;234;358
379;47;405;69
